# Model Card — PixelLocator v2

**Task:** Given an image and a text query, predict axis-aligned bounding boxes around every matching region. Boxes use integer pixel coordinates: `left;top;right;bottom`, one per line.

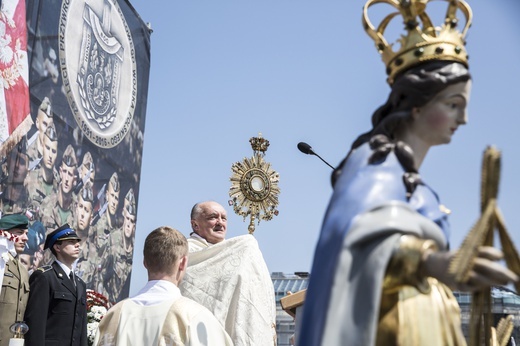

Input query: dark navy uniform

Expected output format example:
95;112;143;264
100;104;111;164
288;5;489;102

24;262;87;345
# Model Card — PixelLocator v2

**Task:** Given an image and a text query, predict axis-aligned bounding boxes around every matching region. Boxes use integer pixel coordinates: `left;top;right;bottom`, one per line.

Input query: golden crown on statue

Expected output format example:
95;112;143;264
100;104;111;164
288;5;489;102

363;0;472;84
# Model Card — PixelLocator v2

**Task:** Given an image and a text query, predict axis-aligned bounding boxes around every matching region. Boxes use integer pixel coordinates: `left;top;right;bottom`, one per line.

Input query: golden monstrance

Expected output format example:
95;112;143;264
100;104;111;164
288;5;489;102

229;133;280;235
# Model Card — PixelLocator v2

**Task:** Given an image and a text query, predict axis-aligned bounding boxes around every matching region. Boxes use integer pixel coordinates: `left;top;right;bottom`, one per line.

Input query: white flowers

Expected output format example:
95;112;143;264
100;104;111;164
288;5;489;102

87;304;108;345
86;289;110;346
87;322;99;344
88;305;107;322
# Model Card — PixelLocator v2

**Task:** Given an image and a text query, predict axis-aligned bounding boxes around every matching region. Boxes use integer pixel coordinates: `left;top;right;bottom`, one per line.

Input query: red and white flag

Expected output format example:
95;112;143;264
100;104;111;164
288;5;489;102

0;0;31;156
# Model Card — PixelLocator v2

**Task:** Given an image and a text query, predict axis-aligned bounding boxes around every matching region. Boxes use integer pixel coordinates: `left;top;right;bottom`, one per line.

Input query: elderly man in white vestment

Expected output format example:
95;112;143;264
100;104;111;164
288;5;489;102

179;201;277;345
94;226;232;346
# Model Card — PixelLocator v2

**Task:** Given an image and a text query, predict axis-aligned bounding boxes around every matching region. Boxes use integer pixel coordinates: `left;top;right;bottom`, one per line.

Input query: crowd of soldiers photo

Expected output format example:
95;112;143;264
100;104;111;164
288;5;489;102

0;97;138;303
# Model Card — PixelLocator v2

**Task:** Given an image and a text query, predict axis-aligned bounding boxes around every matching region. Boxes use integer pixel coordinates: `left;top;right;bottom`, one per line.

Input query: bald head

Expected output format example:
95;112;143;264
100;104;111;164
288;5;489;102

190;201;227;244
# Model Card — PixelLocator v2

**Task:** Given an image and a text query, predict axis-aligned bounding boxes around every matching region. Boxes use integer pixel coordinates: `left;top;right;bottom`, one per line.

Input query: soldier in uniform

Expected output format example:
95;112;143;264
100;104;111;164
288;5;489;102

101;200;136;303
2;138;29;214
39;144;77;234
73;183;99;288
26;97;53;165
73;151;95;204
24;123;59;213
122;187;134;212
24;224;87;346
92;171;120;258
0;214;30;346
77;152;95;188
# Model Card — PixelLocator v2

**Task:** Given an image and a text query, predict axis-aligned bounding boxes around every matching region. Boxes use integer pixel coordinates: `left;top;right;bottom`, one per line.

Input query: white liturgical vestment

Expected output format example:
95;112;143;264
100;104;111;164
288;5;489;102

95;280;233;346
180;234;277;346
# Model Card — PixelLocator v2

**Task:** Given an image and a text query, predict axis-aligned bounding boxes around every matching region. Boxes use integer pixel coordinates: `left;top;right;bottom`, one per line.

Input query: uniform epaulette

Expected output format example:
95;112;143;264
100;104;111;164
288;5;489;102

37;265;52;273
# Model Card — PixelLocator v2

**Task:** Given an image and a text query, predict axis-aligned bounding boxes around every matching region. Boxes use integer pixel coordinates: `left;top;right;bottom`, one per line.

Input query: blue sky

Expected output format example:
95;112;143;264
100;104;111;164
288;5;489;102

127;0;520;295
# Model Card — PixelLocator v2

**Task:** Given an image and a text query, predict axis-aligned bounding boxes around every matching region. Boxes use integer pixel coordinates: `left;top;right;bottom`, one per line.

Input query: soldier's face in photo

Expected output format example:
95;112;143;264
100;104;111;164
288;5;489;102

60;164;76;194
33;248;43;268
18;253;32;271
36;111;53;143
76;196;93;231
79;163;95;186
123;209;136;239
42;136;58;170
107;183;120;216
9;151;29;184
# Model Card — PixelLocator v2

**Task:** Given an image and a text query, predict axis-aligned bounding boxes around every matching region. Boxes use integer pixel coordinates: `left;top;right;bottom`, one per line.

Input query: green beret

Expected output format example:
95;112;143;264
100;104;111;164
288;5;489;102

0;214;29;230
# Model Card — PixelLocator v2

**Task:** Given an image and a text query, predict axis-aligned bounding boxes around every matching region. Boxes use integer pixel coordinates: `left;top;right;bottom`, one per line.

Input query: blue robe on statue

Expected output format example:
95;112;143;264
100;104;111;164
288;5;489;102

298;141;451;346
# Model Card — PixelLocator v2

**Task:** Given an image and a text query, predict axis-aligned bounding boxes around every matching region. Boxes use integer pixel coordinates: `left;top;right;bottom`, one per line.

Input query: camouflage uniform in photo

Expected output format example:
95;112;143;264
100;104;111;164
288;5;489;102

24;167;58;215
2;189;28;215
91;212;118;255
39;193;74;235
76;236;103;290
101;228;132;303
25;136;41;166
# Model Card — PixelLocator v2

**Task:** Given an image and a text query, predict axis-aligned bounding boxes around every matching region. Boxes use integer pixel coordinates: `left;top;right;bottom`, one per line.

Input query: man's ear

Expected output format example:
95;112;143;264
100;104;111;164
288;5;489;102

143;258;148;270
190;220;198;231
178;255;188;272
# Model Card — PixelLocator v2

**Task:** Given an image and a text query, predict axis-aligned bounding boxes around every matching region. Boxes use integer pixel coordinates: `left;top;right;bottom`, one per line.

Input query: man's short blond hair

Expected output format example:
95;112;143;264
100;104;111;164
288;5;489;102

143;226;188;275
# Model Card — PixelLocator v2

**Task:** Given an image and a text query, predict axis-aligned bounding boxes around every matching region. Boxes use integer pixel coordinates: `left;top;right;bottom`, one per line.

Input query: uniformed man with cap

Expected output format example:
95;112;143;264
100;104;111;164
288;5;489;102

26;96;53;165
0;213;30;346
39;144;77;235
24;123;59;213
90;171;120;280
74;183;99;288
92;172;120;251
74;151;95;198
24;223;87;346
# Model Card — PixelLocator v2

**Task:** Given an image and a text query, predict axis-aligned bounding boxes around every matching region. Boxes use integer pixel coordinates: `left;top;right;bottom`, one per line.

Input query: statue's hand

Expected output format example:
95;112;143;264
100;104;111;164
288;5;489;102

421;246;519;292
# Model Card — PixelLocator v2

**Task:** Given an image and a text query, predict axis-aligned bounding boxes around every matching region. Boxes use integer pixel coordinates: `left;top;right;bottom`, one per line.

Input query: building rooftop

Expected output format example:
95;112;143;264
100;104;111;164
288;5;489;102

272;272;309;303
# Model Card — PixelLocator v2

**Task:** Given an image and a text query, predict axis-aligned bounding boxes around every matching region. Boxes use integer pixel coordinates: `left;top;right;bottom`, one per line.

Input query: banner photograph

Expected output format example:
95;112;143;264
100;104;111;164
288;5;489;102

0;0;151;303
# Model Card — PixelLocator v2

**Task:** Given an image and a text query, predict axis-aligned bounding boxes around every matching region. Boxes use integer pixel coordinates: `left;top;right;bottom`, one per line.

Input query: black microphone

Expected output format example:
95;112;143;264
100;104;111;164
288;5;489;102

297;142;315;155
297;142;335;170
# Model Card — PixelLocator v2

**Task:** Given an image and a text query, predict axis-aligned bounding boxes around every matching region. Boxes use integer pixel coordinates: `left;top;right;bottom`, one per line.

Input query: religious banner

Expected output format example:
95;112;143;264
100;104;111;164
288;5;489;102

0;0;151;303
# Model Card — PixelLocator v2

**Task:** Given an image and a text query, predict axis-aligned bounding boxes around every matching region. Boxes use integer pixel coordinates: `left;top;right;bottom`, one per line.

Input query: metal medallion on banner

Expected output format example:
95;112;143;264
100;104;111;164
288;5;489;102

59;0;137;148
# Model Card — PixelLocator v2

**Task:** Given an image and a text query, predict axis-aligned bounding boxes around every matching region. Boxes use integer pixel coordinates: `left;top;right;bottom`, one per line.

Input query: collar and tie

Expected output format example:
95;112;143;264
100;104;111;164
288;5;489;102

69;271;76;286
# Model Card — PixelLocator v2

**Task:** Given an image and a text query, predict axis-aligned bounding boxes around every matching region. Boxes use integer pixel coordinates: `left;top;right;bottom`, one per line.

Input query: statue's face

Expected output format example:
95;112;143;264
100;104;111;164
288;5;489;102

410;80;472;146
